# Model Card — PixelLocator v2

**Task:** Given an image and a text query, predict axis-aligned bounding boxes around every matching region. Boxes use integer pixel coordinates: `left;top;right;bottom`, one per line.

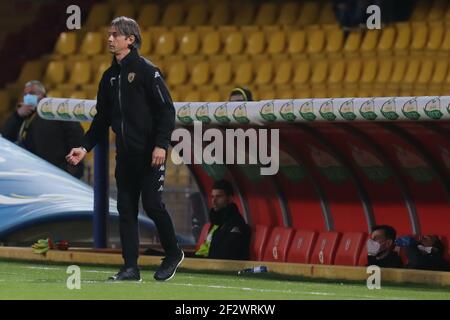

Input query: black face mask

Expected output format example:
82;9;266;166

210;205;229;225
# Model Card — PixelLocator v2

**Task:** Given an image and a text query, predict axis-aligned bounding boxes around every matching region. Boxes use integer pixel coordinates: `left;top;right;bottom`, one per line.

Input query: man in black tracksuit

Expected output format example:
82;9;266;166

66;17;183;281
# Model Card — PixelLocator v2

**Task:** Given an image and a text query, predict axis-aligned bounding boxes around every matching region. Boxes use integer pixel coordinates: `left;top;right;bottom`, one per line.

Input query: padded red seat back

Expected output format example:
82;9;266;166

358;242;368;266
195;223;211;251
334;232;367;266
263;227;295;262
310;231;341;265
286;230;318;263
250;225;271;261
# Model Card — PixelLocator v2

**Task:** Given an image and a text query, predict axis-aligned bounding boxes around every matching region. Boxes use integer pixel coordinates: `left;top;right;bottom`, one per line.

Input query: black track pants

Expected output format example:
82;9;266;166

115;153;179;268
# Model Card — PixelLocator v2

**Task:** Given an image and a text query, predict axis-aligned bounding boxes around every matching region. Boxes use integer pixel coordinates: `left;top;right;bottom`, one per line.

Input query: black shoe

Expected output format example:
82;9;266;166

108;266;142;282
154;250;184;281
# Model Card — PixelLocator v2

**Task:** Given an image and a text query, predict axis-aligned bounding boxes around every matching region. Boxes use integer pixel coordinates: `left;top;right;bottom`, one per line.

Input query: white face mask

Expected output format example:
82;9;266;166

417;245;433;254
367;239;381;256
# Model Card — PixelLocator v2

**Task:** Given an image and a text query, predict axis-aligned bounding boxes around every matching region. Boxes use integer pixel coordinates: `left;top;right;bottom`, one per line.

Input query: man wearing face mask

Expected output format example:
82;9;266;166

366;225;403;268
1;80;84;178
396;235;450;272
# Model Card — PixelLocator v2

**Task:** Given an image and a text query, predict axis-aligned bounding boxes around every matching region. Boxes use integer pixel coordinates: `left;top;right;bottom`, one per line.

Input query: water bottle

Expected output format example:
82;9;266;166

237;266;268;275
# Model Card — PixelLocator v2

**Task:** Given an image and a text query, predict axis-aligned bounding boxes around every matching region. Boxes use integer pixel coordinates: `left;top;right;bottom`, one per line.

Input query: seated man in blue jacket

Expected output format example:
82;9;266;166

196;179;251;260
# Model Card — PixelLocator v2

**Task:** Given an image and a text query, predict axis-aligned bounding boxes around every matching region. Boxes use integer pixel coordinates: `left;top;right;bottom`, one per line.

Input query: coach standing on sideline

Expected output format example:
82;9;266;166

66;17;183;282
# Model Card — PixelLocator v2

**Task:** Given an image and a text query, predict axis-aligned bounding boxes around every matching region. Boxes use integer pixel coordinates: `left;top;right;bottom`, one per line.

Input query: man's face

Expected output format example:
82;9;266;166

370;229;393;252
229;93;245;102
420;235;436;247
211;189;232;211
23;84;44;104
108;26;134;55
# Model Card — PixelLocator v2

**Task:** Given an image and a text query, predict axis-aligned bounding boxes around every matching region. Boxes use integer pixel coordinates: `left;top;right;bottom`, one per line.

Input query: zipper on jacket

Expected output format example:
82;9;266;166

118;73;128;150
156;84;166;104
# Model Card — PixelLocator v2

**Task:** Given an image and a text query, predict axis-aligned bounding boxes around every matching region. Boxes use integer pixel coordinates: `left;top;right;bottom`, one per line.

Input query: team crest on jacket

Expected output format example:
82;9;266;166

128;72;136;83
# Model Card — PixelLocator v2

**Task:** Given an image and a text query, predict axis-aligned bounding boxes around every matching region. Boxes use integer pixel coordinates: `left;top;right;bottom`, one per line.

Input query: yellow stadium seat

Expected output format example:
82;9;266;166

209;3;230;25
161;3;185;27
16;60;43;85
440;27;450;54
232;3;255;26
155;31;176;56
328;60;345;87
318;1;336;25
411;22;428;52
403;59;420;86
170;90;180;102
167;61;187;86
147;26;169;47
92;61;110;84
114;3;135;19
137;4;160;28
415;60;434;88
69;91;87;99
85;3;111;30
179;31;199;55
306;28;325;56
246;31;265;55
297;1;320;26
287;30;306;55
411;0;431;21
325;28;344;57
394;23;411;55
426;22;444;53
79;32;102;56
206;64;226;86
218;26;238;41
293;60;312;87
183;91;201;102
255;3;278;26
202;91;222;102
254;61;273;86
428;0;448;21
186;3;208;26
172;26;193;42
224;32;244;55
234;61;253;86
274;60;293;86
278;2;300;25
191;62;210;87
43;61;66;86
390;59;408;85
375;58;394;86
68;61;91;85
201;31;221;55
267;31;286;55
276;88;294;99
377;26;396;56
258;88;276;100
343;31;362;57
53;32;77;55
360;59;377;87
46;89;63;98
344;59;362;87
430;60;448;86
360;30;380;56
138;31;152;55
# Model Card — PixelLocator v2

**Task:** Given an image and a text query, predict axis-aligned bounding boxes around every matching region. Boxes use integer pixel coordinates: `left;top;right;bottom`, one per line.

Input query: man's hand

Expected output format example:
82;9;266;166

66;147;87;166
152;147;166;167
17;103;35;118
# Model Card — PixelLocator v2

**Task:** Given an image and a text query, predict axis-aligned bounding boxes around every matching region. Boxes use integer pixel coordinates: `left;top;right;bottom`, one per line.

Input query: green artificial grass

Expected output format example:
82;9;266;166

0;260;448;300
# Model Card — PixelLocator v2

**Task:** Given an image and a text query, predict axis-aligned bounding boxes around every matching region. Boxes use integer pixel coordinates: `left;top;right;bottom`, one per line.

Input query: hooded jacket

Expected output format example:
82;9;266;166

81;48;175;155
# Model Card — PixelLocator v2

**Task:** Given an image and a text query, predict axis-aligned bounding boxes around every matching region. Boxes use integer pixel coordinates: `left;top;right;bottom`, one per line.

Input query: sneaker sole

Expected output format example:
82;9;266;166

155;251;184;282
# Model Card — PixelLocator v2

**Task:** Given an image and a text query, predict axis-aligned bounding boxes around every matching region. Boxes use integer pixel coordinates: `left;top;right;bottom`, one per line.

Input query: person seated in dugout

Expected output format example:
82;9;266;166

195;179;251;260
395;235;450;272
229;87;253;102
366;225;403;268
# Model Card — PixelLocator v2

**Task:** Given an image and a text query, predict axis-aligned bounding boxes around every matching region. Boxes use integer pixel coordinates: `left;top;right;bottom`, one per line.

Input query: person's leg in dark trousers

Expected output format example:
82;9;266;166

115;156;141;268
141;160;180;257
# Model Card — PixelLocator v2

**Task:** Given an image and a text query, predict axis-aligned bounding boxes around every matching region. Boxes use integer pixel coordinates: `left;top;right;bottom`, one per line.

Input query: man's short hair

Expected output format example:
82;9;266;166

372;225;397;241
110;16;142;49
24;80;46;95
212;179;234;196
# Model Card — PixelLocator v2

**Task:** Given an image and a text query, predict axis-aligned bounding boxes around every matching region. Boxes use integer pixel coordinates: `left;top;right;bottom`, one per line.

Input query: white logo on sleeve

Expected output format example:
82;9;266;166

154;71;161;78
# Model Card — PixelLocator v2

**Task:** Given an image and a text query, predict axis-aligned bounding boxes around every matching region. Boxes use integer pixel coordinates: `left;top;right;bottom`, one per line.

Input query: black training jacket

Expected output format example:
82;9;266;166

82;48;175;155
